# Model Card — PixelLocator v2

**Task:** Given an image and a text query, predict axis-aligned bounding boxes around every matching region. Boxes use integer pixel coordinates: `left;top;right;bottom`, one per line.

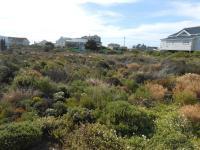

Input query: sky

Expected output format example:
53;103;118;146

0;0;200;47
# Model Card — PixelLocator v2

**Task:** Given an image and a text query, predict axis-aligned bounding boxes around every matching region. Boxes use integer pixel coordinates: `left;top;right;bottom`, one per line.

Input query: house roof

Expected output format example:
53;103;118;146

8;37;29;42
162;26;200;41
184;26;200;35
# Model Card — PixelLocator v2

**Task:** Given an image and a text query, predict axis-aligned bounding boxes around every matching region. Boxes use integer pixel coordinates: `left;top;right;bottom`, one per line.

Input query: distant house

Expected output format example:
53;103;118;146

108;43;120;50
56;35;101;51
56;37;71;47
0;36;8;51
160;26;200;51
7;37;29;47
34;40;49;46
82;35;102;47
65;38;88;51
0;36;29;50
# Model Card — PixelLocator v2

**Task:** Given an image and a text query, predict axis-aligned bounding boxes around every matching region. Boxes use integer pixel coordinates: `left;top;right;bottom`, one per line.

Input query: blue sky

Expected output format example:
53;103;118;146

0;0;200;47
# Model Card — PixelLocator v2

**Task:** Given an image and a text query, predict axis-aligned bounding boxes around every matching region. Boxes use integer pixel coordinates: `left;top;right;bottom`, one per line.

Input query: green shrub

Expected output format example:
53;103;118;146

42;61;68;82
173;91;197;105
148;111;195;150
52;101;68;116
0;121;42;150
67;107;96;125
85;85;128;109
80;94;95;110
126;136;147;150
53;91;65;102
123;79;139;93
134;86;152;100
64;123;126;150
101;101;155;137
13;70;57;97
13;70;41;89
39;116;71;143
147;131;194;150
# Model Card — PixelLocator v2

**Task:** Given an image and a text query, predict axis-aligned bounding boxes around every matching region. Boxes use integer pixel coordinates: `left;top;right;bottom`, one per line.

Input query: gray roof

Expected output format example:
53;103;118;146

184;26;200;34
162;26;200;40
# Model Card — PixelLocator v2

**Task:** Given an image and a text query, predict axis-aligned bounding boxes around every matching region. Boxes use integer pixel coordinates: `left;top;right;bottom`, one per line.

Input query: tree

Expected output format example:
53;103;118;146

0;39;6;51
44;42;55;52
85;40;99;52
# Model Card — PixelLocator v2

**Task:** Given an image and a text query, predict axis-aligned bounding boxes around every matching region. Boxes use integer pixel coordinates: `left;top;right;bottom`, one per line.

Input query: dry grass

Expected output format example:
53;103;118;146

2;89;40;104
145;83;167;101
126;63;141;71
86;78;107;86
174;73;200;95
180;104;200;122
141;63;161;73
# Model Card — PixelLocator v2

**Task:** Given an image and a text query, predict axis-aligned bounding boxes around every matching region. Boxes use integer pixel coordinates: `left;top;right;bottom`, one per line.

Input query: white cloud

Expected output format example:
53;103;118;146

77;0;140;6
0;0;199;47
173;1;200;19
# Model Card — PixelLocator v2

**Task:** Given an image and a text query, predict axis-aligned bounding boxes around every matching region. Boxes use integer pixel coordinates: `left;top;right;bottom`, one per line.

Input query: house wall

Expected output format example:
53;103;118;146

160;39;193;51
192;37;200;51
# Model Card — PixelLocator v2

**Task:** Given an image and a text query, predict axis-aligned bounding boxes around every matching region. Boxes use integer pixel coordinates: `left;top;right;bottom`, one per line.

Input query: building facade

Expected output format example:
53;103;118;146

56;35;101;50
82;35;102;47
108;43;120;50
160;26;200;51
0;35;29;50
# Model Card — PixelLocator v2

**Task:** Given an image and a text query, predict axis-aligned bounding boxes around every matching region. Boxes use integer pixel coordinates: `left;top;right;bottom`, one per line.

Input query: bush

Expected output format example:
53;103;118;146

39;116;71;143
180;104;200;122
42;62;68;82
0;121;42;150
174;73;200;100
53;91;65;102
85;84;128;109
147;131;194;150
148;111;195;150
134;86;152;100
64;123;126;150
134;83;167;103
180;105;200;137
123;79;138;93
173;91;197;105
13;69;57;97
52;101;68;116
145;83;167;101
101;101;155;137
13;69;42;89
67;107;96;125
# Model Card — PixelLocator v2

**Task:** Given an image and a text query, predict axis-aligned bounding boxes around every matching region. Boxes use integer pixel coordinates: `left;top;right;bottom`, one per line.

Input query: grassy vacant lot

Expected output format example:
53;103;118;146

0;48;200;150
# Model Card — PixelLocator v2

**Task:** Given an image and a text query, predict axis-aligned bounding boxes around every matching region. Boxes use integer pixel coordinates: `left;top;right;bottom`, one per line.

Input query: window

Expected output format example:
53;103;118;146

183;40;190;45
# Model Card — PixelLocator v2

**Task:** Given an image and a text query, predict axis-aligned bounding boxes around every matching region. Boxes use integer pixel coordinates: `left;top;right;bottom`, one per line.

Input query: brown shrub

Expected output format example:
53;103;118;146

145;83;167;101
141;63;161;73
127;63;141;71
180;104;200;122
174;73;200;95
2;89;40;104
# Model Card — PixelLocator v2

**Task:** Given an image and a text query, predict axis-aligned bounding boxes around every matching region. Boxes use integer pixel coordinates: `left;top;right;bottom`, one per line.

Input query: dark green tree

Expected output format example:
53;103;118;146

85;40;99;52
44;42;55;52
0;39;6;51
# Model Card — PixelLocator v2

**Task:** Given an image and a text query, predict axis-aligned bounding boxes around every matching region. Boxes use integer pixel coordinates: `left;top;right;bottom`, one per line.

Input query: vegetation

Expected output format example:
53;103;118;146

0;48;200;149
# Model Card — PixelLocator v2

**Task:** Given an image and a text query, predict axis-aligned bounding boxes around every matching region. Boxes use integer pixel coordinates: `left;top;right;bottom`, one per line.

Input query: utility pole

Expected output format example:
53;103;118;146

123;36;126;47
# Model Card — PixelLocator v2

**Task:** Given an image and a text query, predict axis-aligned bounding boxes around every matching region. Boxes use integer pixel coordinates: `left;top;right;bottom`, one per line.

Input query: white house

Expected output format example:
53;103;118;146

108;43;120;50
0;36;29;50
65;38;88;51
7;37;30;47
56;37;72;47
56;37;88;50
56;35;102;51
160;26;200;51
